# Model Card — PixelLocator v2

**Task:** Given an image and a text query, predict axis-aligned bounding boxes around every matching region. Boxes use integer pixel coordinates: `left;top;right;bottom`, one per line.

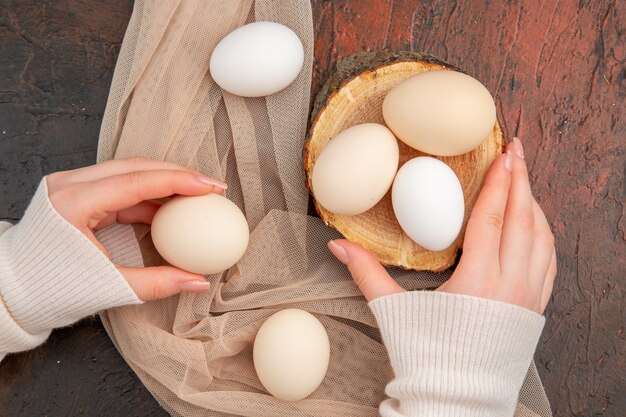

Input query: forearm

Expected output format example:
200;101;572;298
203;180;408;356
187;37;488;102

0;179;142;360
370;291;545;417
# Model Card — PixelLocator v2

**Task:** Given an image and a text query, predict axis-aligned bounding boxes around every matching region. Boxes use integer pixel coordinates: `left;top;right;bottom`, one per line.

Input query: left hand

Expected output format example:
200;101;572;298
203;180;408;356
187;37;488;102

46;157;227;301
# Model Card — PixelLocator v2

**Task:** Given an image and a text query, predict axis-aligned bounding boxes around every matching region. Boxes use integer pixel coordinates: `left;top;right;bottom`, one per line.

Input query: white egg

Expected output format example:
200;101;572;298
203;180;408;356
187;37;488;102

392;157;464;251
253;309;330;401
151;194;249;275
312;123;399;216
383;70;496;156
209;21;304;97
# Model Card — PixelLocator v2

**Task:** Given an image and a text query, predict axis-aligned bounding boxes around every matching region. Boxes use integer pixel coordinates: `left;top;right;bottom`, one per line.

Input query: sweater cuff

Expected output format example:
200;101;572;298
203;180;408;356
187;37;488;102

0;179;141;342
94;223;144;268
369;291;545;417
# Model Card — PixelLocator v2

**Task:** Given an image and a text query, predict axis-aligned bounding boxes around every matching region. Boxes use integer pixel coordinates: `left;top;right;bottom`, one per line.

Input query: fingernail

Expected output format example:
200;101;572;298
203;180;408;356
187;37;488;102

504;150;514;172
180;280;211;292
513;137;525;159
328;240;349;264
198;176;227;189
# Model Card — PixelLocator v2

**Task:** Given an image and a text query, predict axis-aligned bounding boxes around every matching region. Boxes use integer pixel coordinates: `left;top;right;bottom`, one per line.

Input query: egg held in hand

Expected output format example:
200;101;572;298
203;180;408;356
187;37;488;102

392;157;465;251
151;194;249;275
311;123;399;216
210;21;304;97
253;309;330;401
383;70;496;156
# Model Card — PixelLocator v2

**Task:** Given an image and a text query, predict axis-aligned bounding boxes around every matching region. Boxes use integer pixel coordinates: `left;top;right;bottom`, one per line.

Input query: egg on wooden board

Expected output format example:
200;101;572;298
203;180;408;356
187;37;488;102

210;21;304;97
311;123;399;216
253;309;330;401
151;194;249;275
383;70;496;156
392;157;464;251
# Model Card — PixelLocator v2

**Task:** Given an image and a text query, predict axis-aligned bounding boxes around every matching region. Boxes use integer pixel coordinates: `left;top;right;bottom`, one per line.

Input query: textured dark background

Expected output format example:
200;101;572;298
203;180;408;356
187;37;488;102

1;1;624;416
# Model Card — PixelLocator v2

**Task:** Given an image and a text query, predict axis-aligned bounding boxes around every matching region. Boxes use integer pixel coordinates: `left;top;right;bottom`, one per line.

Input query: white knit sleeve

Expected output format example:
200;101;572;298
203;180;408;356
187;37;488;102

0;222;11;233
369;291;545;417
0;179;142;361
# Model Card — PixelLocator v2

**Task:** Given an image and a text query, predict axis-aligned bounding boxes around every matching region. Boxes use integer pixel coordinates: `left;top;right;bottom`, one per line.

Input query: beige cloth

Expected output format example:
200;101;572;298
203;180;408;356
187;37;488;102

95;0;552;416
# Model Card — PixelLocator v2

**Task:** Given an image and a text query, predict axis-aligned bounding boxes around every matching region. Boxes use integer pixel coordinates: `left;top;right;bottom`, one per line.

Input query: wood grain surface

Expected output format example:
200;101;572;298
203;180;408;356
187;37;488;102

305;55;503;271
1;1;624;416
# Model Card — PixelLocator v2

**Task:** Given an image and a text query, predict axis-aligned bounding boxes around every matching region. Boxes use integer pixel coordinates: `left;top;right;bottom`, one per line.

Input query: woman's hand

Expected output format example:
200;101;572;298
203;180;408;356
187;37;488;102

328;138;557;314
46;158;227;301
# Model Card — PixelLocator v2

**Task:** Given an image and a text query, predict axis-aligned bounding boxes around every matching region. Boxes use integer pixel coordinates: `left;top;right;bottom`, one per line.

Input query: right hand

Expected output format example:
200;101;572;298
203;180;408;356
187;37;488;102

46;158;227;301
328;137;557;314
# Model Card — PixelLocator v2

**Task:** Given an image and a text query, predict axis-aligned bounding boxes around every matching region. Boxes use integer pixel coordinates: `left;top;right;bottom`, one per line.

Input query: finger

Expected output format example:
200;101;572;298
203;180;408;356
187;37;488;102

328;239;405;301
500;138;534;279
49;158;219;187
528;199;555;296
80;169;226;213
94;200;163;230
461;150;514;274
118;265;210;301
540;248;557;313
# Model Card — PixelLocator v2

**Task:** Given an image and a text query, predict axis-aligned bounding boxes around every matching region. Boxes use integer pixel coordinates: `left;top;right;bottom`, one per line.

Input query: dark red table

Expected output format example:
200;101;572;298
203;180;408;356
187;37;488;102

1;1;624;416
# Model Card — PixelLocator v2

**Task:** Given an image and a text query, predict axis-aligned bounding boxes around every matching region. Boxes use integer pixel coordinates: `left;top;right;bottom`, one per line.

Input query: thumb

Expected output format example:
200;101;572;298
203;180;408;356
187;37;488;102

117;266;211;301
328;239;405;301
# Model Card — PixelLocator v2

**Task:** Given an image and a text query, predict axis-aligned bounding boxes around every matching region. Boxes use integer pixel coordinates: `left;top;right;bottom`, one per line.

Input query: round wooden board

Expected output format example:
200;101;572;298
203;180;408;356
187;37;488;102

305;53;503;271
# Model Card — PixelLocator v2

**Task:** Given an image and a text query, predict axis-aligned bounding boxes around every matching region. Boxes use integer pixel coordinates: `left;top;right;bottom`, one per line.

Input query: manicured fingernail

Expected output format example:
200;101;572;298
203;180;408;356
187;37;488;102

504;150;514;172
180;280;211;292
328;240;349;264
513;137;525;159
198;176;227;189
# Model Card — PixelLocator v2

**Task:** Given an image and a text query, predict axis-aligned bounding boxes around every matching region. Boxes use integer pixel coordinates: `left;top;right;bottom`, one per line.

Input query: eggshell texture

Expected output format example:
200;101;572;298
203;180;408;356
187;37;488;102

209;21;304;97
392;157;464;251
383;70;496;156
253;309;330;401
311;123;399;216
151;194;249;275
